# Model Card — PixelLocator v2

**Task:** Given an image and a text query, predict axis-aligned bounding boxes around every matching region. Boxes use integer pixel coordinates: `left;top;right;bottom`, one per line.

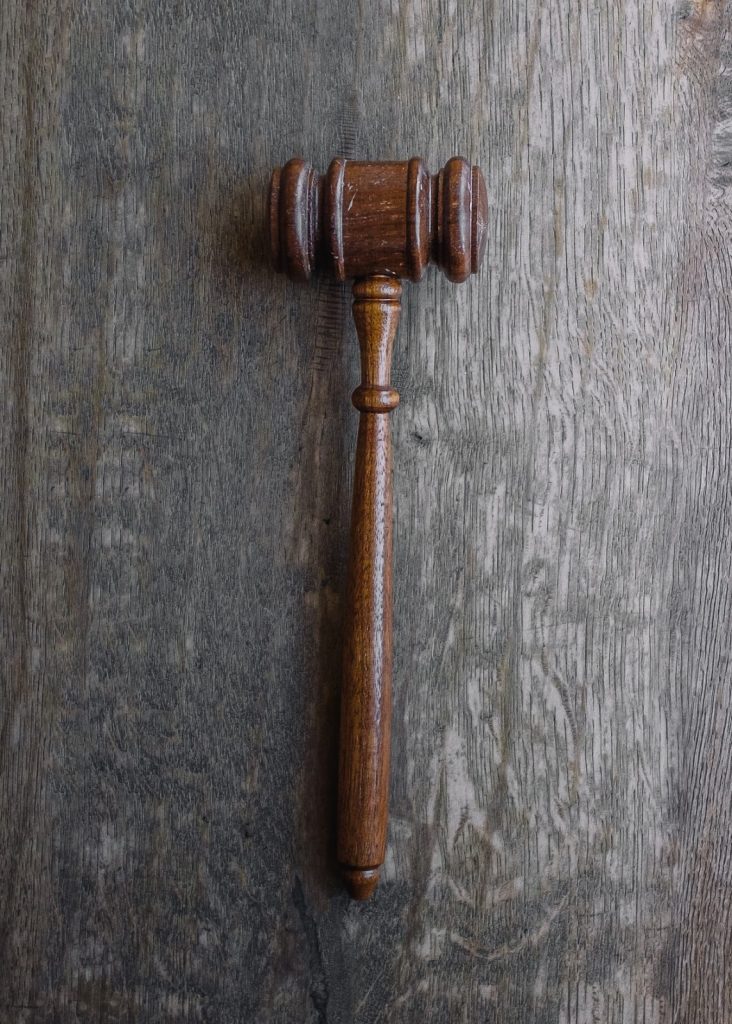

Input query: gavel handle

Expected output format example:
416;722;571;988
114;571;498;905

337;275;402;900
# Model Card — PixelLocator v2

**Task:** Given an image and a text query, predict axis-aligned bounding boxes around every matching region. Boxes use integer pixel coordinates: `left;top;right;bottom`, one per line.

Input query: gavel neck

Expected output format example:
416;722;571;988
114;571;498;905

351;275;402;414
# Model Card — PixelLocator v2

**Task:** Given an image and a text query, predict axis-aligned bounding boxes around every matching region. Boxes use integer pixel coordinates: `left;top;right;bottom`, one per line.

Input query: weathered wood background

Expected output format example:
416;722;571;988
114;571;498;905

2;0;732;1020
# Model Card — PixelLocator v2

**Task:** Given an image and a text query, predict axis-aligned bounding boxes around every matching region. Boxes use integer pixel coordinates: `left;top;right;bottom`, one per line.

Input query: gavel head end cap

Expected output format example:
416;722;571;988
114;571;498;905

436;156;488;283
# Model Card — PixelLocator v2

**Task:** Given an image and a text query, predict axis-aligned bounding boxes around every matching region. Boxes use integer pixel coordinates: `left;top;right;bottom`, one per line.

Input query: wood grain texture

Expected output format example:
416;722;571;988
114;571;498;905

1;0;731;1021
337;276;401;901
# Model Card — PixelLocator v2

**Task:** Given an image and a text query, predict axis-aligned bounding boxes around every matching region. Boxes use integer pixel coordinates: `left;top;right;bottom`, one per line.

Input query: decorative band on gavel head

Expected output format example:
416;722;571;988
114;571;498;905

268;157;488;284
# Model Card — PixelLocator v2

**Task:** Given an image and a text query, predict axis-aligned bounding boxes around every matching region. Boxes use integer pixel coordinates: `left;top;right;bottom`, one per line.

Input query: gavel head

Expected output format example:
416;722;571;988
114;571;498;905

268;157;487;284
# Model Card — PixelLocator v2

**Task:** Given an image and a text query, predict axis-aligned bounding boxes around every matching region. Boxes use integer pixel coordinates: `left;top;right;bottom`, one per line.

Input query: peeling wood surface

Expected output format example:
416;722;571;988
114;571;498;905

2;1;732;1021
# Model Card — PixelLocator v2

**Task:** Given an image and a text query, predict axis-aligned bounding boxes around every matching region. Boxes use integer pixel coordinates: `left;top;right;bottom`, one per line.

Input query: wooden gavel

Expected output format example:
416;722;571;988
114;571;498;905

268;157;487;898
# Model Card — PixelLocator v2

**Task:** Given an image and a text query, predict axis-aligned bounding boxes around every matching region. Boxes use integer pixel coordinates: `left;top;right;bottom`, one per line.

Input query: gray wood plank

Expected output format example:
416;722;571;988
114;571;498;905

1;1;731;1021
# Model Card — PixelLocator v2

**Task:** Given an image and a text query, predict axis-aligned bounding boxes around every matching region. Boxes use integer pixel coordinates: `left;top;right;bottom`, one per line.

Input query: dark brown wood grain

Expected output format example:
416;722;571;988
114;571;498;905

269;157;488;283
271;159;487;899
337;276;401;900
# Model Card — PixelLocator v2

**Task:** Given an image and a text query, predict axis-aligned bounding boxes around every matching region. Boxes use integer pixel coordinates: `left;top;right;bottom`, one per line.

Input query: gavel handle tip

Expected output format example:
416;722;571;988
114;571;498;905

340;866;380;901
